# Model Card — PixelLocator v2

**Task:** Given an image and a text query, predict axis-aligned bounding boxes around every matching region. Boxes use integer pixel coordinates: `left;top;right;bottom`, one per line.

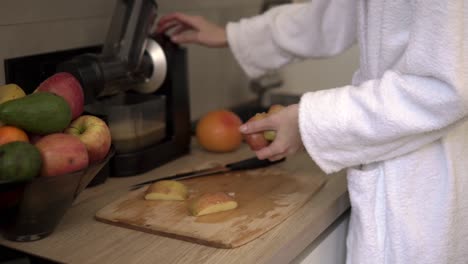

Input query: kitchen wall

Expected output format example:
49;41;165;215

0;0;262;120
0;0;359;120
276;46;359;95
0;0;114;81
157;0;263;119
275;0;359;96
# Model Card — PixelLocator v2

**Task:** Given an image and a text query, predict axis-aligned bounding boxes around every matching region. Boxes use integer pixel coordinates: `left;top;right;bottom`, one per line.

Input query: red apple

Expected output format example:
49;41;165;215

35;72;84;120
243;113;270;151
35;133;89;177
65;115;111;164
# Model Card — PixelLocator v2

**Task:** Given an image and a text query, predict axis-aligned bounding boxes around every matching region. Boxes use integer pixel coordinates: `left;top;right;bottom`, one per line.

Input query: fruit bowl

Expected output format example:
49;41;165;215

0;147;115;242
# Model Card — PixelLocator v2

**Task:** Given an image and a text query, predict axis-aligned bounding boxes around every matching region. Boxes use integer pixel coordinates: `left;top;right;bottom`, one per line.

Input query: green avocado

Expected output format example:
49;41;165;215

0;92;71;134
0;141;42;182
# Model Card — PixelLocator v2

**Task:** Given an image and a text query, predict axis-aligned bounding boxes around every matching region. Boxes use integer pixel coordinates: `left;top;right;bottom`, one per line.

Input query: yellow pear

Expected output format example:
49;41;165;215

0;84;26;104
0;84;26;127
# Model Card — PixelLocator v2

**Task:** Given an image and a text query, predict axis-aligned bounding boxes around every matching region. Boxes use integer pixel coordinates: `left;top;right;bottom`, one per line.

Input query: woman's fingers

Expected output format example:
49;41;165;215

156;17;180;33
172;31;198;44
157;13;202;33
267;153;286;162
155;12;227;48
157;21;199;44
255;140;286;160
256;139;301;160
157;13;179;27
240;116;276;134
156;20;183;34
170;25;191;36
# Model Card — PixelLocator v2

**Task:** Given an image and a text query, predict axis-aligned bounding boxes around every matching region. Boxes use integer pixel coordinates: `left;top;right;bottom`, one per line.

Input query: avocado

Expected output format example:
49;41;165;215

0;92;71;134
0;141;42;182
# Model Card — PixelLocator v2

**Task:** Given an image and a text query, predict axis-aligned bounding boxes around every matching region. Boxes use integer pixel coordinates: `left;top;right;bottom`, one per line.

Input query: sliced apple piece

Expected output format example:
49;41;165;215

189;192;238;216
263;104;285;141
263;130;276;141
144;180;188;201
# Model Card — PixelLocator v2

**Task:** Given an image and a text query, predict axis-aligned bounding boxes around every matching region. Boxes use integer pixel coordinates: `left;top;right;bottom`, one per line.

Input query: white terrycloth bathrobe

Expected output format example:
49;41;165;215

226;1;468;263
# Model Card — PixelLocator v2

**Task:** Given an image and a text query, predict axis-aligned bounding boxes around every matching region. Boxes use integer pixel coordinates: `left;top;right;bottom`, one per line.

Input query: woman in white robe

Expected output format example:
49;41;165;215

157;1;468;263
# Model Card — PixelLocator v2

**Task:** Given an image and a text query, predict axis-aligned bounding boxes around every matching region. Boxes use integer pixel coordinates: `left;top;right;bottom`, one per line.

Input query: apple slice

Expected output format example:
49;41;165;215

263;104;285;141
188;192;238;216
144;180;188;201
263;130;276;141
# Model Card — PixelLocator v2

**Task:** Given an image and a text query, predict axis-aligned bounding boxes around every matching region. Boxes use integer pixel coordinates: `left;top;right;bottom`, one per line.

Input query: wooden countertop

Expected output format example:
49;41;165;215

0;142;349;264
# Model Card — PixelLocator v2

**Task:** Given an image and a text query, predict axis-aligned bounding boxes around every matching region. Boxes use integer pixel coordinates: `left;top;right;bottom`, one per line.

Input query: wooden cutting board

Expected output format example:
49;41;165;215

95;153;326;248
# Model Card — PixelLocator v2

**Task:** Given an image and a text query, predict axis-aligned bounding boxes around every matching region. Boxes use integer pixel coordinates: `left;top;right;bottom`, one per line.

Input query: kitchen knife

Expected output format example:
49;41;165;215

130;157;285;190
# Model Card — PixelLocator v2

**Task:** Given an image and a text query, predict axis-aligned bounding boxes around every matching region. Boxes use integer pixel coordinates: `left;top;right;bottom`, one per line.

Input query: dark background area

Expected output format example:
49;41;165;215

0;246;57;264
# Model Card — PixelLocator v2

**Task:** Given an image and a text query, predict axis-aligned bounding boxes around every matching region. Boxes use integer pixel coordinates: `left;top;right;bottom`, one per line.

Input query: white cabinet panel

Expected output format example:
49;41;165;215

293;212;349;264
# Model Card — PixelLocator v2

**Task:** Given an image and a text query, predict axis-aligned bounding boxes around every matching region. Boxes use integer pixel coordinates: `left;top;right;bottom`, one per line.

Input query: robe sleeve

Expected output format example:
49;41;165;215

226;0;357;78
298;3;468;173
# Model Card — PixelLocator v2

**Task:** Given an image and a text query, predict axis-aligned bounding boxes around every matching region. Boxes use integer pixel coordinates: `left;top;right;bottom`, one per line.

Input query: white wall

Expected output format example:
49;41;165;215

275;0;360;96
277;45;359;95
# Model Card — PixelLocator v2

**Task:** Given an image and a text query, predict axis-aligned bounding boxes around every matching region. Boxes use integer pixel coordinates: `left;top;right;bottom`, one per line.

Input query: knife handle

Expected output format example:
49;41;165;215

226;157;285;171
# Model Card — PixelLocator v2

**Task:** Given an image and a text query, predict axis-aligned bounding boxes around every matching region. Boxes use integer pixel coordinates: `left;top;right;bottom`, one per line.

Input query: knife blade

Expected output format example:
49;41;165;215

129;157;285;190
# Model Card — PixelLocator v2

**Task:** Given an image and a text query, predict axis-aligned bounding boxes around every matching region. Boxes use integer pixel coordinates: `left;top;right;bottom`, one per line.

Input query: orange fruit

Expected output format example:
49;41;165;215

0;126;29;146
196;110;243;153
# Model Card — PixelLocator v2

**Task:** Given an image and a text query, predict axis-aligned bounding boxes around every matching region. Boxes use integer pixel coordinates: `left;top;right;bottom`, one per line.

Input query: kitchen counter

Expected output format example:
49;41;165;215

0;141;349;264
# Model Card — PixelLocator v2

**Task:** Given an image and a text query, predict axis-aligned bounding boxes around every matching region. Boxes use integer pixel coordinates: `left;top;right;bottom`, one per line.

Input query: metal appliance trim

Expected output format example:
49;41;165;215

132;38;167;94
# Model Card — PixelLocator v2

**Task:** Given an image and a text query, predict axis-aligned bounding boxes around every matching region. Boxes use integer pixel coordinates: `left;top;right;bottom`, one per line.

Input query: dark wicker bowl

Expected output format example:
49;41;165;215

0;147;114;242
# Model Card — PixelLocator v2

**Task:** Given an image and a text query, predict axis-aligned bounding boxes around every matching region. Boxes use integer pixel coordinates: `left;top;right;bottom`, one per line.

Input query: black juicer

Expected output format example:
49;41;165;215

58;0;191;176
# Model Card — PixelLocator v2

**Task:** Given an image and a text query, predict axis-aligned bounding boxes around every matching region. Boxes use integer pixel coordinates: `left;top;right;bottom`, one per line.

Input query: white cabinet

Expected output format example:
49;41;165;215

292;212;350;264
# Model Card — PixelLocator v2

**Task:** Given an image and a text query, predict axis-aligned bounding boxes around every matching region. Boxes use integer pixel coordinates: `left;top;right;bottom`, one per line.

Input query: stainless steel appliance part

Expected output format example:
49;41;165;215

54;0;191;176
58;0;167;103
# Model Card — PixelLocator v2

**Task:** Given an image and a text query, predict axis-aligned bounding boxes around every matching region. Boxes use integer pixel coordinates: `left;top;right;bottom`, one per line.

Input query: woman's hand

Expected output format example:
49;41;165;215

156;13;228;48
240;104;304;161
